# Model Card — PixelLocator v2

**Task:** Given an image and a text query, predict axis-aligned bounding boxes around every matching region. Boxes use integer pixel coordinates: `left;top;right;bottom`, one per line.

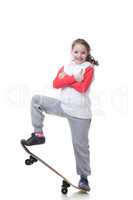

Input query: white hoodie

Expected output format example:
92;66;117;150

60;61;94;119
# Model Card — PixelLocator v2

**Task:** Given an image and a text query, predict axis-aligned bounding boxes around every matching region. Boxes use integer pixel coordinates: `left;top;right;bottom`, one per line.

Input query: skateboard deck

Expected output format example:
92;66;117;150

20;140;89;194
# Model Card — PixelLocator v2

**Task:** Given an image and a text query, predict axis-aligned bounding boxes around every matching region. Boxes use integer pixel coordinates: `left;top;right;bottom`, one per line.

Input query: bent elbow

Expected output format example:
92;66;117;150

53;80;59;89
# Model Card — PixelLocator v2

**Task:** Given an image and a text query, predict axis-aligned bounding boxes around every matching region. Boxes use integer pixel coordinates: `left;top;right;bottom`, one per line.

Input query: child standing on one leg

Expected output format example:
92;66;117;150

21;38;98;191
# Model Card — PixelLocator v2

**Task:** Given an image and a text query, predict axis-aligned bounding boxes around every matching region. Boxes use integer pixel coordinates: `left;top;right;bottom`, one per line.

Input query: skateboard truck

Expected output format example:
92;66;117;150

25;155;38;165
61;180;70;194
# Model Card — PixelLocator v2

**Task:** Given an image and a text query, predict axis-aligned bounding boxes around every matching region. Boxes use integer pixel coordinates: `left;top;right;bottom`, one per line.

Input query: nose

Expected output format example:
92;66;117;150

77;53;82;57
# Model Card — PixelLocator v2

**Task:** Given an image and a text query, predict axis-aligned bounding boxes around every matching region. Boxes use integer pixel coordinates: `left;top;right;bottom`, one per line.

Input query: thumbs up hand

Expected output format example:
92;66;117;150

58;71;66;79
74;69;84;82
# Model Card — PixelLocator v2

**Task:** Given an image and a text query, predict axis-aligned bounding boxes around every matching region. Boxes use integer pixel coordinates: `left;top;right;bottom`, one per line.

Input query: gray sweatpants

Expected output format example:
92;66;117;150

31;95;91;176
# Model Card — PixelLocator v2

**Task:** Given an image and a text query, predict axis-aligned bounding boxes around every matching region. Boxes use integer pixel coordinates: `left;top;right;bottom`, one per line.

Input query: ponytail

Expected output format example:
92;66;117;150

86;54;99;66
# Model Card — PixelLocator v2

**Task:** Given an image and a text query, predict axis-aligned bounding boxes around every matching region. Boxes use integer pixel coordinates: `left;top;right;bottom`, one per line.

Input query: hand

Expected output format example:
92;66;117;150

58;71;66;79
74;69;84;82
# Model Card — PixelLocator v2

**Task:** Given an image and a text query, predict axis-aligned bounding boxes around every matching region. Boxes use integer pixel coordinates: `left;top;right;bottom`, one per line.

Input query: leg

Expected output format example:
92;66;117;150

22;95;65;146
31;95;66;132
67;116;91;177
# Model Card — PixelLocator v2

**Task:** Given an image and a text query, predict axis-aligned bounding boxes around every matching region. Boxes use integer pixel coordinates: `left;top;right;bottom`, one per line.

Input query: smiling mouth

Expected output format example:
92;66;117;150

76;59;83;62
76;57;83;60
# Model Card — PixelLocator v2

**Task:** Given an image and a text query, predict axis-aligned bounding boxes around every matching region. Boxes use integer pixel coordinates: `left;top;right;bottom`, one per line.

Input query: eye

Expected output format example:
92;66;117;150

82;51;86;55
74;51;78;54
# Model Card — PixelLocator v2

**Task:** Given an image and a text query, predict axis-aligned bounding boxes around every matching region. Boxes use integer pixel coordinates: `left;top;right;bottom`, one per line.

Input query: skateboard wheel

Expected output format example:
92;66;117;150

61;187;68;194
25;159;33;165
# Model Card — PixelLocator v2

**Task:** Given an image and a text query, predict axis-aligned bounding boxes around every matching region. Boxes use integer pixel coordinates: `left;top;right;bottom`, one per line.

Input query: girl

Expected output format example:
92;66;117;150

21;38;98;191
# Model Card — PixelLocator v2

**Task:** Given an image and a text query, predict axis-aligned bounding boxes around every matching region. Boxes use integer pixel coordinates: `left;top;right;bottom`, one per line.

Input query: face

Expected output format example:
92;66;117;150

71;43;88;64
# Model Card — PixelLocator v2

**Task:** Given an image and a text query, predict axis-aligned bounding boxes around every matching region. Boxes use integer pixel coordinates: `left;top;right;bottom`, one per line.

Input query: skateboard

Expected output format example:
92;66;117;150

20;140;89;194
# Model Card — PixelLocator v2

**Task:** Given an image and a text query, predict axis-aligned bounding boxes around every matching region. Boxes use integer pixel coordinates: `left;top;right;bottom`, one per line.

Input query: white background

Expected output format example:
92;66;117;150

0;0;132;199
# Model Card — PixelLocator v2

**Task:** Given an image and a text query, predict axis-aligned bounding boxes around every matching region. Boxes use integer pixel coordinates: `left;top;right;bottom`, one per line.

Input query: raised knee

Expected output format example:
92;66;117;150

31;95;40;105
